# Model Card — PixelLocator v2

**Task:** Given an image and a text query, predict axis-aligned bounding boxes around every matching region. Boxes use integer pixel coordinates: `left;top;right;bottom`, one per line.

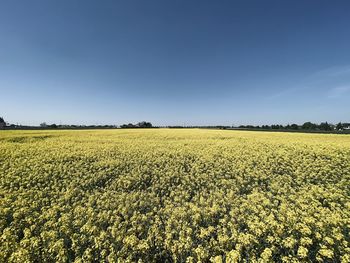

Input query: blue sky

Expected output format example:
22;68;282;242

1;0;350;126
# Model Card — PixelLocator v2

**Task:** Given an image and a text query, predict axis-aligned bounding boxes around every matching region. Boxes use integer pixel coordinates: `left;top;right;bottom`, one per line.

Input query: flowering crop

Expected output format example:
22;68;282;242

0;129;349;262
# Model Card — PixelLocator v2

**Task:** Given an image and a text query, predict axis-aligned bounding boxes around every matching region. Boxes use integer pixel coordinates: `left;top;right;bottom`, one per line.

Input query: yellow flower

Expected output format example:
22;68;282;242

297;246;308;258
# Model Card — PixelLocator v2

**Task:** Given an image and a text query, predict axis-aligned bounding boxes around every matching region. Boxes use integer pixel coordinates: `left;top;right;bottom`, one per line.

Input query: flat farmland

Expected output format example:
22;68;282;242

0;129;349;262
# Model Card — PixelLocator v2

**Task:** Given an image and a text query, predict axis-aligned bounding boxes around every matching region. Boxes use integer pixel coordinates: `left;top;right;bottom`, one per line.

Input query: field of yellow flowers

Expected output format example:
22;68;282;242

0;129;349;262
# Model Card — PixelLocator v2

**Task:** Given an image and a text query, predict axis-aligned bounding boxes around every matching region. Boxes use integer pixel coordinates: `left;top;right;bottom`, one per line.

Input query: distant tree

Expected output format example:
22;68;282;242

271;124;283;129
318;122;332;131
49;124;58;128
137;121;153;128
336;122;343;131
121;123;135;128
40;122;48;128
0;117;5;128
302;122;317;130
290;124;299;130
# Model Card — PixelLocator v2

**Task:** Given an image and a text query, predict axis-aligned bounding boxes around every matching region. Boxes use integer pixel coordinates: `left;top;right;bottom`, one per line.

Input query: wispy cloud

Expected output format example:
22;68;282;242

265;65;350;100
328;68;350;77
327;86;350;98
265;86;302;100
310;65;350;78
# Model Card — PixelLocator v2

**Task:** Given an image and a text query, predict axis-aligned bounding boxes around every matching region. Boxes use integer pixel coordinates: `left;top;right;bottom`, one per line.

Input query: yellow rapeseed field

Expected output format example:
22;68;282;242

0;129;349;262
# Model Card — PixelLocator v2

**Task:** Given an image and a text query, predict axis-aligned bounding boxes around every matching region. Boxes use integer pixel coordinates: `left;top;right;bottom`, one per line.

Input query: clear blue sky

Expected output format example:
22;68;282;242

1;0;350;126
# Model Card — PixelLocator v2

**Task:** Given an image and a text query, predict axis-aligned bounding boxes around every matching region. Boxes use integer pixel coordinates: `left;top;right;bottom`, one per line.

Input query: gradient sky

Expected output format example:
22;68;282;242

1;0;350;126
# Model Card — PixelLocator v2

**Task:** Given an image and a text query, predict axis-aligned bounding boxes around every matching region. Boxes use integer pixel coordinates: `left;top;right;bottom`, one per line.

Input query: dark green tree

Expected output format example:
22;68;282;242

121;123;136;128
0;117;5;128
301;122;317;130
290;124;299;130
336;122;343;131
137;121;153;128
319;122;332;131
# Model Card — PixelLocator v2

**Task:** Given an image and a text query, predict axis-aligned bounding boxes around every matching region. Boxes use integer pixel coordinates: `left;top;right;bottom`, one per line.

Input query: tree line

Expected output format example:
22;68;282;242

120;121;153;128
238;121;350;131
1;116;349;132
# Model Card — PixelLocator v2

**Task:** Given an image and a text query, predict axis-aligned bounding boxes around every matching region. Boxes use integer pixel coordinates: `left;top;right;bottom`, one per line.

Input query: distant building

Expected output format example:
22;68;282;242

343;123;350;130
